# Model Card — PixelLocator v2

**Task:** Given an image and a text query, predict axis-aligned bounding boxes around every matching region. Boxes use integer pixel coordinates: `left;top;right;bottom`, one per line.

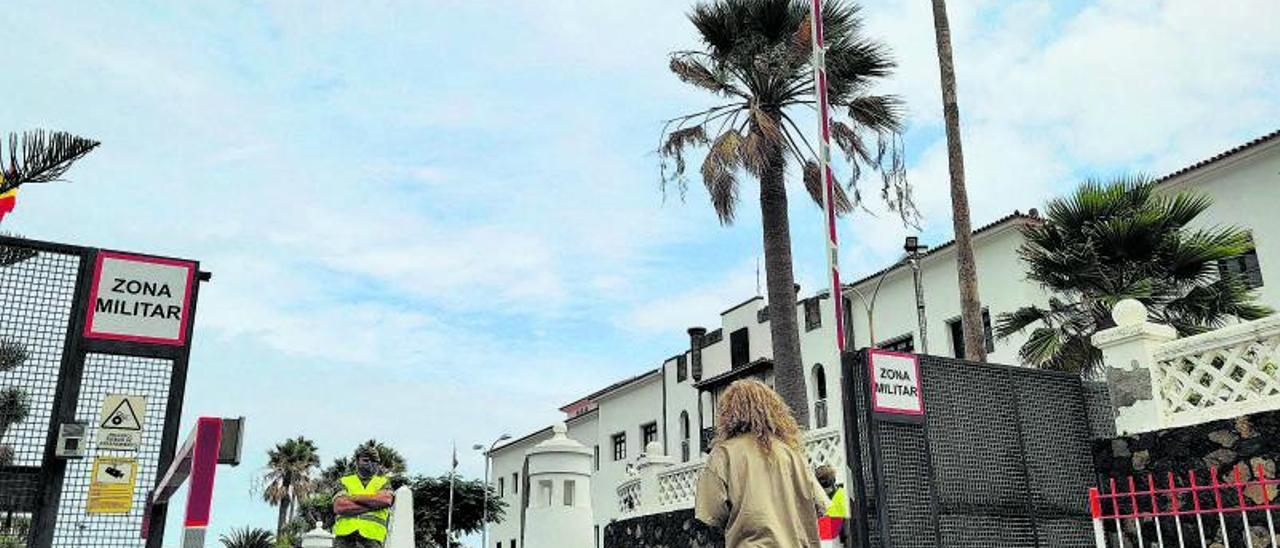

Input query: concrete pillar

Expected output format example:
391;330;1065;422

385;484;416;548
524;423;594;548
636;441;674;510
300;522;334;548
1091;299;1177;435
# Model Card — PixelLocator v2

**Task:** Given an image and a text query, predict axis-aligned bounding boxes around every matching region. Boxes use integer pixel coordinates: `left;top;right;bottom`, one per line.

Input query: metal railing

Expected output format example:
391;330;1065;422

1090;463;1279;547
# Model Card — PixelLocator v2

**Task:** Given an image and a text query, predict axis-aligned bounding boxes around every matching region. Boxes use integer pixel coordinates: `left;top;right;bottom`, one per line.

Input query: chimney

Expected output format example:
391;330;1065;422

688;327;707;381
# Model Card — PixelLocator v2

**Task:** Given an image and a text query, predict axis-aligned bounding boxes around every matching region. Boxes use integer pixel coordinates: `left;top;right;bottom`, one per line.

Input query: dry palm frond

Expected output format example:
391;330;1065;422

0;131;101;192
802;160;853;215
702;131;744;224
670;56;741;98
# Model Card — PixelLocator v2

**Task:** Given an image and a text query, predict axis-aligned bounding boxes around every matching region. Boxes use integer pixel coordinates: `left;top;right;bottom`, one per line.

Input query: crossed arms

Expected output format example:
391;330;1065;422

333;490;395;516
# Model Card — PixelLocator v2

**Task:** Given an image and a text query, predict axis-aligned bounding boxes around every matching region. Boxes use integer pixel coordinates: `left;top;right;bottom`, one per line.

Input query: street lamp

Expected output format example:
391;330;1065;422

904;236;930;354
846;254;905;347
477;434;511;548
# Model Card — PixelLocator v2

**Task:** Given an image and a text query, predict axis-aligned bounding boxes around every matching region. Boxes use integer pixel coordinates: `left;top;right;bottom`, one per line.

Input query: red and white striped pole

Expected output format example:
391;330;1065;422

809;0;847;353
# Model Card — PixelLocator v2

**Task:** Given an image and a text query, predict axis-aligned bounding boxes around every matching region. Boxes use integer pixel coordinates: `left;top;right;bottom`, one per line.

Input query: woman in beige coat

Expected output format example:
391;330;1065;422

695;379;828;548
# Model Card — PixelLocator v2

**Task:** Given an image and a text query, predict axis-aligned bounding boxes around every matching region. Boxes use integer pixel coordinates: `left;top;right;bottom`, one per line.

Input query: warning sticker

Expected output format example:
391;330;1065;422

97;394;146;451
88;457;138;514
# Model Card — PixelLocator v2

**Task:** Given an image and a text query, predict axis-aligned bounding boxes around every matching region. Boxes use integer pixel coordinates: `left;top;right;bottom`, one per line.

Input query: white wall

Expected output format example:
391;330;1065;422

591;373;662;529
1158;139;1280;312
845;219;1047;365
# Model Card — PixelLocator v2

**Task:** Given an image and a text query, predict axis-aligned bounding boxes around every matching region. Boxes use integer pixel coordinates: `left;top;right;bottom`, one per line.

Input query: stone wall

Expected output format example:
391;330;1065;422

602;509;724;548
1093;409;1280;545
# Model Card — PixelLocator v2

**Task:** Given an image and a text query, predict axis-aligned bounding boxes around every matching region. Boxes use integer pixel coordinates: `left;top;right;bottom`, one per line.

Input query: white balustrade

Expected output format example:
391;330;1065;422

1153;314;1280;428
624;427;846;514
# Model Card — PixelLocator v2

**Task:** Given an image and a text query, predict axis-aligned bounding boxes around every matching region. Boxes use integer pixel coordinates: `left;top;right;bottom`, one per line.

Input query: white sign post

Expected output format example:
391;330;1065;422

868;350;925;417
84;251;196;345
97;394;147;451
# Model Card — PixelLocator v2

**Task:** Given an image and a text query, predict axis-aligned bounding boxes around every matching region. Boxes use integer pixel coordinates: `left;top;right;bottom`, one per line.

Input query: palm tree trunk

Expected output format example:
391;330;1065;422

276;478;291;535
931;0;987;362
759;142;810;427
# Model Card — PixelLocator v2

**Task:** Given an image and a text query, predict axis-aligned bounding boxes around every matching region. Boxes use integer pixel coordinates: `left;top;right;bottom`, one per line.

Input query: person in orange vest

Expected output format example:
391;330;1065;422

332;447;396;547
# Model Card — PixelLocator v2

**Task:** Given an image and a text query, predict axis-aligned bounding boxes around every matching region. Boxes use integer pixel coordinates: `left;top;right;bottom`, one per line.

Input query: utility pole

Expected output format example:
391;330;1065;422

476;434;510;548
905;236;930;354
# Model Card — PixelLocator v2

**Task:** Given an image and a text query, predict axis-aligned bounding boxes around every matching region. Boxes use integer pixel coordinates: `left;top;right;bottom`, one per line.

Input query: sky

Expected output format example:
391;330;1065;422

2;0;1279;543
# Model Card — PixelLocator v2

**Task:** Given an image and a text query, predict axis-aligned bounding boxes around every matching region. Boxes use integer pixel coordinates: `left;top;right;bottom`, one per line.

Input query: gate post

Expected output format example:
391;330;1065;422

1091;299;1176;435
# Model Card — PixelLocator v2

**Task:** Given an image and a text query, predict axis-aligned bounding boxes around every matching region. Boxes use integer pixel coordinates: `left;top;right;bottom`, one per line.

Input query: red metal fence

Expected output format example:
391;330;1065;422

1090;463;1278;547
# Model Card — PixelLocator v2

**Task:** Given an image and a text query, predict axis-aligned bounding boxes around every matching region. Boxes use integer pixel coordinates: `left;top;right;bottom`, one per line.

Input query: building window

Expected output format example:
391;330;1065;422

679;411;691;463
593;445;600;471
813;363;829;429
676;355;688;383
641;422;659;448
879;334;914;353
564;479;576;506
1220;247;1264;289
512;472;519;494
730;328;750;368
511;540;517;548
498;477;505;497
804;299;822;331
757;307;770;323
540;480;553;507
497;542;502;548
948;309;995;358
612;432;626;461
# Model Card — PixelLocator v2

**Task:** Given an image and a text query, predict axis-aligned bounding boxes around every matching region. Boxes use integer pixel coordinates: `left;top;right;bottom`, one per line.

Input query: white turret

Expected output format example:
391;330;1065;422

523;422;594;548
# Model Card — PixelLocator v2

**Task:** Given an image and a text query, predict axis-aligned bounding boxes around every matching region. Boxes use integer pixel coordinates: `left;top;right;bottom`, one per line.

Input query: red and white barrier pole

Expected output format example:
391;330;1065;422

1089;488;1107;548
808;0;846;354
183;417;223;546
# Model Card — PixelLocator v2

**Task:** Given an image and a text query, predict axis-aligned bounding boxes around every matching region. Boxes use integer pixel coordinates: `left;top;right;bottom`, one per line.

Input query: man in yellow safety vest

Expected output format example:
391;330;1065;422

333;447;396;547
815;465;849;542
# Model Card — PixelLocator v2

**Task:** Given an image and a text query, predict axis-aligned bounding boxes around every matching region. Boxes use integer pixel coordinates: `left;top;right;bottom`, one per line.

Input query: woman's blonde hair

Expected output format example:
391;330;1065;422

714;379;802;455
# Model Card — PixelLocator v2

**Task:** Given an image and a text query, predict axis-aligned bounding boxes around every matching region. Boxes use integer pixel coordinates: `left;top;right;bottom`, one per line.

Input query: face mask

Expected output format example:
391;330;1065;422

357;462;377;477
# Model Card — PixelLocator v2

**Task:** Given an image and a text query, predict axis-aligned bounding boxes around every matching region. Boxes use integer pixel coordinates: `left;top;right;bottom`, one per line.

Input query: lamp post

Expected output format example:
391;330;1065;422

476;434;511;548
904;236;930;354
846;255;904;347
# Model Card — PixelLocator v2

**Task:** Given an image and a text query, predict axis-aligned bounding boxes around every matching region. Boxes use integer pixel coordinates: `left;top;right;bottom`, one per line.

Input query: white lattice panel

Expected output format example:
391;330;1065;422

805;427;844;469
656;463;703;508
617;478;641;516
1156;319;1280;420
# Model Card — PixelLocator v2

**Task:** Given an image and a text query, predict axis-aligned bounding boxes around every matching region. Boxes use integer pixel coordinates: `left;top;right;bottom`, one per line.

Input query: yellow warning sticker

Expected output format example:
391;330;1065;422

87;457;138;514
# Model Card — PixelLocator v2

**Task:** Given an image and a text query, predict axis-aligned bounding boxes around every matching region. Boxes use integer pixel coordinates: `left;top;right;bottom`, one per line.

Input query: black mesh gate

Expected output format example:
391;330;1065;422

0;236;202;548
840;349;1114;548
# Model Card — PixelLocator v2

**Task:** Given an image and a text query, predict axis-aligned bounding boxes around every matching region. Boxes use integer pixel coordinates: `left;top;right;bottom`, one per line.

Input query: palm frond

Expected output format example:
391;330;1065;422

0;339;28;373
702;131;745;224
802;160;852;215
0;131;100;192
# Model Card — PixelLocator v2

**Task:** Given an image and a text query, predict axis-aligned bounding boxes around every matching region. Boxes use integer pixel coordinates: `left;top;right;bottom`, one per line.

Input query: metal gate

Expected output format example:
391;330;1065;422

840;349;1115;547
0;235;202;548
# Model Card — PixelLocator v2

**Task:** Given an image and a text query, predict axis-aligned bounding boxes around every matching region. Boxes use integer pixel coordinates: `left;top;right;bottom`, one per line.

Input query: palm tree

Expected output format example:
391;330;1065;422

261;437;320;536
660;0;911;422
0;130;101;197
218;527;274;548
0;130;97;464
996;176;1272;375
930;0;985;362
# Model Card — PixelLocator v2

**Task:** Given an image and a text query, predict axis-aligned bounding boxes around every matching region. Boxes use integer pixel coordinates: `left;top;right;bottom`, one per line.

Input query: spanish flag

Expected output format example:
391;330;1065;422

0;187;15;223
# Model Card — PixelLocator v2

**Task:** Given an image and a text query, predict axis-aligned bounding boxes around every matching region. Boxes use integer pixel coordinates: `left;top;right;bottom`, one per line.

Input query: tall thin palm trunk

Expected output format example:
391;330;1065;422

931;0;986;362
276;477;291;536
759;139;809;426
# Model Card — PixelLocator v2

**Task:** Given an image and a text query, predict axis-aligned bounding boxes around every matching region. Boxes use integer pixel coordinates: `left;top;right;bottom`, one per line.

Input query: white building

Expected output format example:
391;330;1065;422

485;129;1280;548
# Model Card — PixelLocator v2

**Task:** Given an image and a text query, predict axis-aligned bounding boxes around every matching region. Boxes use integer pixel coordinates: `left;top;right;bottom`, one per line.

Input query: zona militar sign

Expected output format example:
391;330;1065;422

85;251;196;345
868;349;924;416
